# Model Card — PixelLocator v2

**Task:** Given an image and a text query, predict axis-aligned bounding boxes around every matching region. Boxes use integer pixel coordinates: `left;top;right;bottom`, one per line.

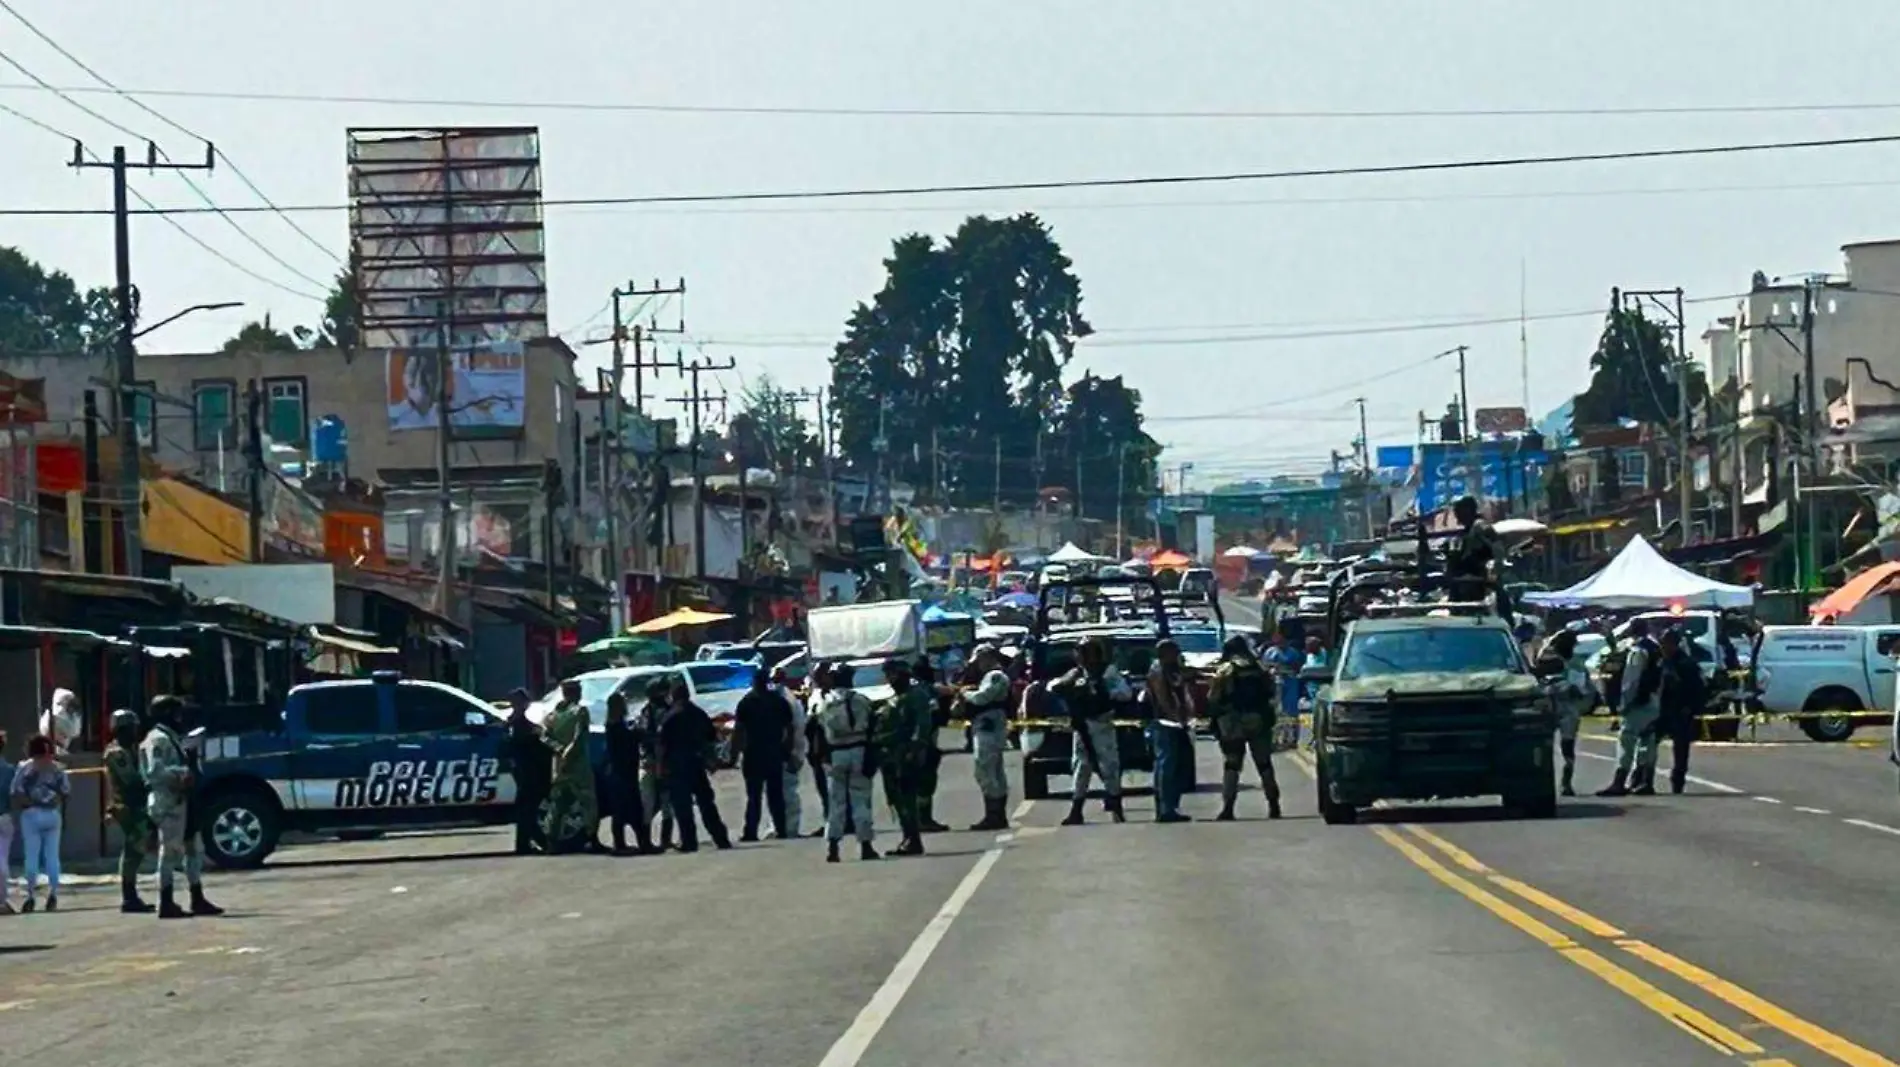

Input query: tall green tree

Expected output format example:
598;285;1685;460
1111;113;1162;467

1573;306;1707;429
0;246;117;356
830;214;1094;507
731;373;818;471
221;314;301;354
1053;373;1160;520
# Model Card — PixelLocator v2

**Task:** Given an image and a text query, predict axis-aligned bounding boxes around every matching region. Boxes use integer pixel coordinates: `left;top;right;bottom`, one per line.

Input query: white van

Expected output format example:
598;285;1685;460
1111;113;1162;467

1752;624;1900;742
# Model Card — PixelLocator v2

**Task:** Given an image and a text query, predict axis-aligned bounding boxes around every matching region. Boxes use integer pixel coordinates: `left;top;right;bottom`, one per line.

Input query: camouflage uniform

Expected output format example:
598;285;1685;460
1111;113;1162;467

816;688;877;854
1208;655;1283;819
141;721;210;915
877;685;937;848
961;667;1013;830
542;700;598;851
103;736;151;880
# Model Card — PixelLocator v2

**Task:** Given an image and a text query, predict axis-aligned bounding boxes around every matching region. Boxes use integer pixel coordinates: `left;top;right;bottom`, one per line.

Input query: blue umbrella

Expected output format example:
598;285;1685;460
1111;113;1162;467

988;591;1038;610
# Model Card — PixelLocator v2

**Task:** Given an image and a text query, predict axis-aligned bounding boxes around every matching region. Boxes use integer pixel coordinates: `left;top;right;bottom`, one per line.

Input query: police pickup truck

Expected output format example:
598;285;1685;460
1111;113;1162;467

193;673;516;868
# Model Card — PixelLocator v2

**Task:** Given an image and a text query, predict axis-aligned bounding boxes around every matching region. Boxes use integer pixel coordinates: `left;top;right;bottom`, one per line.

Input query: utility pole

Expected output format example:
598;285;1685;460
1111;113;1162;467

615;278;687;413
993;435;1003;515
71;140;215;578
601;278;686;628
667;356;735;579
871;399;893;515
1114;443;1128;559
1617;287;1696;544
245;380;264;562
1355;395;1375;540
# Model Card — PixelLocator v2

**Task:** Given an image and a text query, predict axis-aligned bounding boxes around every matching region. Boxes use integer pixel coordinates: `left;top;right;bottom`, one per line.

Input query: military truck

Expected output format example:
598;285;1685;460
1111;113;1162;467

1305;608;1558;824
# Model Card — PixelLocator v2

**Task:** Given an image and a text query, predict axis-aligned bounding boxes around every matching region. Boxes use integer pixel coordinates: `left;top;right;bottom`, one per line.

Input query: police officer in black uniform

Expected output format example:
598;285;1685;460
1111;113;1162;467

503;688;551;855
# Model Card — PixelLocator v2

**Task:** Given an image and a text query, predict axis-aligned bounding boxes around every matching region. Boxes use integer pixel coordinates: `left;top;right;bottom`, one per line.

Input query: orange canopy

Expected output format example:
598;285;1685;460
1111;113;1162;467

1149;549;1193;570
1810;561;1900;622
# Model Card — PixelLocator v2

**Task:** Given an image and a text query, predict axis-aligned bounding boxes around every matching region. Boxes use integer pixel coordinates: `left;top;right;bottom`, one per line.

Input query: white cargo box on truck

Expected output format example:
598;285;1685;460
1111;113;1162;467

807;600;927;661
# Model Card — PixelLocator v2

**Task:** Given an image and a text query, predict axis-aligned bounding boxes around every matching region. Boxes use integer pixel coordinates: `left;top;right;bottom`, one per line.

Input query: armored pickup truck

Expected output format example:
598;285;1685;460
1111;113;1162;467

1307;612;1557;824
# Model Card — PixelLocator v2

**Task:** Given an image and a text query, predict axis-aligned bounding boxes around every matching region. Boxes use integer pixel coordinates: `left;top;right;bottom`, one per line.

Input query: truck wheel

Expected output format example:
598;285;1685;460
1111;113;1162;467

200;785;283;869
1316;761;1357;825
1022;764;1051;801
1801;712;1857;743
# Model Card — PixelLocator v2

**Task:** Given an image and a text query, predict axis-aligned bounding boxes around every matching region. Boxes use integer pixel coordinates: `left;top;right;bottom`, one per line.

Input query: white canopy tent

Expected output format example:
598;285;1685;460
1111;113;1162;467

1222;545;1263;558
1520;535;1754;610
1048;542;1111;564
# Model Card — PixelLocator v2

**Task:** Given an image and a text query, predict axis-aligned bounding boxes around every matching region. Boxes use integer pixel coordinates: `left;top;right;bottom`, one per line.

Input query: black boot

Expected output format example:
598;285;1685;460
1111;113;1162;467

1631;767;1657;796
1670;770;1687;795
918;800;949;834
189;886;225;917
1596;769;1630;797
120;875;154;914
895;833;925;856
826;840;841;864
1062;797;1086;826
157;888;188;920
1215;801;1236;822
859;841;880;861
1560;763;1576;797
968;797;1009;832
1106;795;1127;824
1267;795;1283;820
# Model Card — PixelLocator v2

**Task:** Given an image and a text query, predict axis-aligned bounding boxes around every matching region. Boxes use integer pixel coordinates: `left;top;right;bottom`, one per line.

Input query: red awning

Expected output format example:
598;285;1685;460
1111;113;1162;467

1810;560;1900;622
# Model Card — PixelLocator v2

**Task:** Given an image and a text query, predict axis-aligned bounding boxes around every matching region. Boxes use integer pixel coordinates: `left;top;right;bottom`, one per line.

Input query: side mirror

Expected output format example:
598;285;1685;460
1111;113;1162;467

1299;665;1334;684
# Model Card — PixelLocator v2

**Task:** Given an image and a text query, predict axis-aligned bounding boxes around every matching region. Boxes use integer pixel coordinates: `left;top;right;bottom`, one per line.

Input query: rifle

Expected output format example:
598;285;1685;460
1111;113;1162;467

1060;671;1107;774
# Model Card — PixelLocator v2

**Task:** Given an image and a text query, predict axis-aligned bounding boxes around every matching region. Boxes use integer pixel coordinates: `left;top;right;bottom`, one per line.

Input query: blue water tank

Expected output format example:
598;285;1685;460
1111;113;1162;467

312;415;349;464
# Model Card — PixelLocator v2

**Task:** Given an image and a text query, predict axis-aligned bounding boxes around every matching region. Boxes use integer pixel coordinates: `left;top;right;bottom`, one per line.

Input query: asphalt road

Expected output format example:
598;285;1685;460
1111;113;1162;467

4;601;1897;1065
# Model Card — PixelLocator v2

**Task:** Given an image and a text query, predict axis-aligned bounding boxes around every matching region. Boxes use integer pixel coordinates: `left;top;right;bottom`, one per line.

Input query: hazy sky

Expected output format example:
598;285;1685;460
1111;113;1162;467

4;0;1900;488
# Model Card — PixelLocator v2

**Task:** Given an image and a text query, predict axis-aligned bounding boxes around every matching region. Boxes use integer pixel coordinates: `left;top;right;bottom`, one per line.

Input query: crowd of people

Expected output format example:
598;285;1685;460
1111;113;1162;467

501;631;1310;864
1;692;225;918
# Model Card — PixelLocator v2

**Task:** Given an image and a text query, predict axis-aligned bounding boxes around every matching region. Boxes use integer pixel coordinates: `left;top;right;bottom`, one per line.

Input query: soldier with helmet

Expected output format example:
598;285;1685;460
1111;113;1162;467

102;708;155;913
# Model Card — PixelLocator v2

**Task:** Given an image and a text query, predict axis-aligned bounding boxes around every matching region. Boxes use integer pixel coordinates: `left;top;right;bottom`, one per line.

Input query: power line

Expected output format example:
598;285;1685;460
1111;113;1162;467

4;130;1898;219
0;102;326;301
0;42;330;295
0;0;342;268
6;79;1900;122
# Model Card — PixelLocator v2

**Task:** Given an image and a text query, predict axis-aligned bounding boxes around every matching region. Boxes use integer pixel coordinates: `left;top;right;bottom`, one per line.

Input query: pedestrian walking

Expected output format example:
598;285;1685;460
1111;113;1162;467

1259;631;1305;748
0;729;14;914
1208;635;1284;820
638;680;676;851
814;662;879;862
1052;638;1131;826
1654;629;1708;795
140;696;221;918
1145;639;1196;822
733;671;795;841
654;680;733;853
774;668;807;838
10;734;68;912
877;659;937;857
804;673;833;838
542;679;600;854
603;692;657;854
955;645;1013;831
1532;630;1589;796
1599;619;1662;798
103;709;155;912
503;688;551;855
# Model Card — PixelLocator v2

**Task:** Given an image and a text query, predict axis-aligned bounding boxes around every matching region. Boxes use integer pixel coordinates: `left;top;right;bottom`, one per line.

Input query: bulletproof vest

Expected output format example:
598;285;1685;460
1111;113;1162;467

1223;662;1273;713
1629;638;1665;705
820;691;871;745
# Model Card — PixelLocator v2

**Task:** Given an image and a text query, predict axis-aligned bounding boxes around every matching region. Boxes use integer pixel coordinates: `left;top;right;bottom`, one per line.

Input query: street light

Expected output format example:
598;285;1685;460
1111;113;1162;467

131;301;243;341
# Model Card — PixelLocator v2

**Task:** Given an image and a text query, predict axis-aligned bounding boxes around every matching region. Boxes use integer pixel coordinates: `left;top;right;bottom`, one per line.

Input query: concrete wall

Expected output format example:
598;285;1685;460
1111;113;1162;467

0;339;579;496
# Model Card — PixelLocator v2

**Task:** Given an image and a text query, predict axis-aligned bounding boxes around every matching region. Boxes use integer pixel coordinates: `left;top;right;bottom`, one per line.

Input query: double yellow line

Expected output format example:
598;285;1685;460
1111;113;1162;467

1286;750;1894;1067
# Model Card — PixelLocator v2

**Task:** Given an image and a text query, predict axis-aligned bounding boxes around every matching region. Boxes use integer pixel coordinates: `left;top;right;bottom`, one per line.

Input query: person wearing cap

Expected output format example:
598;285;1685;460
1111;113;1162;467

956;644;1014;831
541;679;600;853
102;708;155;912
873;658;936;856
503;687;551;855
1533;630;1589;796
909;655;950;833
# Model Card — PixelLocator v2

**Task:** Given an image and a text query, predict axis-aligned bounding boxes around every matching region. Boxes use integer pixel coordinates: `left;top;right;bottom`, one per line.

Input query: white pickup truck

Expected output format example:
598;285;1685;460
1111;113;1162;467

1752;624;1900;742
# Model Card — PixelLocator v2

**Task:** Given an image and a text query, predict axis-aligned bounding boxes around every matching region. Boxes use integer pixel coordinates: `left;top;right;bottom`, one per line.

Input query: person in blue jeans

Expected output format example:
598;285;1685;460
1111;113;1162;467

10;734;70;913
1145;640;1194;822
1260;631;1306;747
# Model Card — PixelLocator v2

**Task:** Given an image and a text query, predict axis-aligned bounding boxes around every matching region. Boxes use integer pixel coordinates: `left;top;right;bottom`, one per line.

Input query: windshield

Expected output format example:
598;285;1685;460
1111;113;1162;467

1339;627;1525;681
1170;629;1223;654
528;669;677;725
